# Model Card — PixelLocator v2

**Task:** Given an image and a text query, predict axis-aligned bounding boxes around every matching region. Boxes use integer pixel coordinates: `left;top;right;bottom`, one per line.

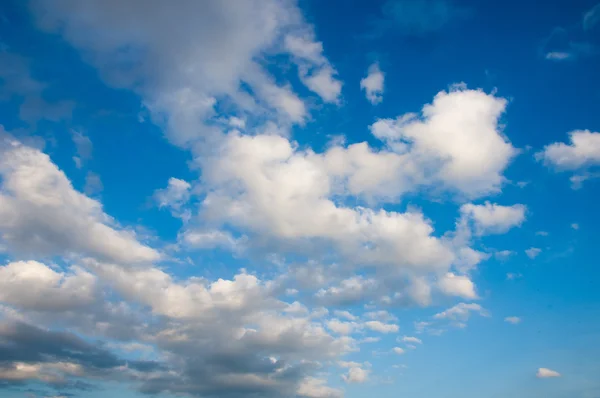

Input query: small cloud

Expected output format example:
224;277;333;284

571;223;579;230
506;272;523;280
525;247;541;259
536;231;549;236
583;3;600;31
399;336;422;344
393;347;405;355
504;316;521;324
537;368;561;378
545;51;572;61
495;250;515;261
84;172;103;196
360;63;384;104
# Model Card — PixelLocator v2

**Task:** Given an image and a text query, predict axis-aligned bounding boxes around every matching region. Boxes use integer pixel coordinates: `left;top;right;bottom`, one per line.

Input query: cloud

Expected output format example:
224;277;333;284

437;272;477;300
571;223;579;230
369;86;516;197
400;336;422;344
297;377;343;398
0;261;96;312
459;202;526;236
536;130;600;187
540;26;596;62
536;368;561;378
342;366;370;383
392;347;405;355
583;3;600;31
364;321;399;334
30;0;337;146
372;0;470;36
525;247;541;259
433;303;489;321
0;136;160;264
70;130;93;168
536;130;600;170
360;63;384;104
504;316;521;324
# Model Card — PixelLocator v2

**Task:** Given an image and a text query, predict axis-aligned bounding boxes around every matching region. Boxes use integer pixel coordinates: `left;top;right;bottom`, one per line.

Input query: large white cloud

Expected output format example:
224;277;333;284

0;137;160;264
30;0;341;147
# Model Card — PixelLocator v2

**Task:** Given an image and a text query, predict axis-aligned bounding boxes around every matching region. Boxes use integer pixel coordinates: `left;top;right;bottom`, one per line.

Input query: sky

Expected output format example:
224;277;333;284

0;0;599;397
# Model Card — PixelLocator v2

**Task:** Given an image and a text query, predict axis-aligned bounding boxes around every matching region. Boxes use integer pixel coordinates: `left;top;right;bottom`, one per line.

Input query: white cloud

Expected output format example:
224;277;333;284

364;321;399;334
504;316;521;324
0;261;96;312
297;377;343;398
31;0;340;146
154;178;191;211
285;34;343;104
393;347;405;355
360;63;384;104
327;319;360;335
537;368;561;378
400;336;422;344
342;366;370;383
571;223;579;230
438;272;478;300
525;247;541;259
0;137;160;264
433;303;489;321
459;202;526;236
536;130;600;183
369;86;516;197
333;310;357;321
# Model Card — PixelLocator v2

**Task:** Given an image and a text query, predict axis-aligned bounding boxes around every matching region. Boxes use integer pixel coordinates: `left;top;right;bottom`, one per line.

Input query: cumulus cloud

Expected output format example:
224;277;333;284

342;366;370;383
369;86;516;197
437;272;478;300
525;247;541;259
536;368;561;378
0;261;96;312
536;130;600;170
504;316;521;324
360;63;384;104
536;130;600;188
393;347;405;355
0;137;160;264
459;202;526;236
364;321;399;334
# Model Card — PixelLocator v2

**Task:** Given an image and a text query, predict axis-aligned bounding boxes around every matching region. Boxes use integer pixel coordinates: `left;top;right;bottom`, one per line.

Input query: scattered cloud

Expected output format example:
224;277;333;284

537;368;561;378
525;247;542;259
360;63;384;104
504;316;521;324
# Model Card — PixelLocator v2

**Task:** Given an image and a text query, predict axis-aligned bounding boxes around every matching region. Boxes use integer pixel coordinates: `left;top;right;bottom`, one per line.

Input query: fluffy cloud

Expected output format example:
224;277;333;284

364;321;399;334
536;130;600;187
0;137;160;264
369;86;516;197
342;366;369;383
437;272;477;300
360;63;384;104
536;130;600;170
393;347;405;355
536;368;561;378
0;261;96;312
459;202;526;236
525;247;541;259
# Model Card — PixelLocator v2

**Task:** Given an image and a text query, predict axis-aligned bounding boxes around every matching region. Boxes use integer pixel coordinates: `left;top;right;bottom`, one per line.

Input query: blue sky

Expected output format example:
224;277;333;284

0;0;599;397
